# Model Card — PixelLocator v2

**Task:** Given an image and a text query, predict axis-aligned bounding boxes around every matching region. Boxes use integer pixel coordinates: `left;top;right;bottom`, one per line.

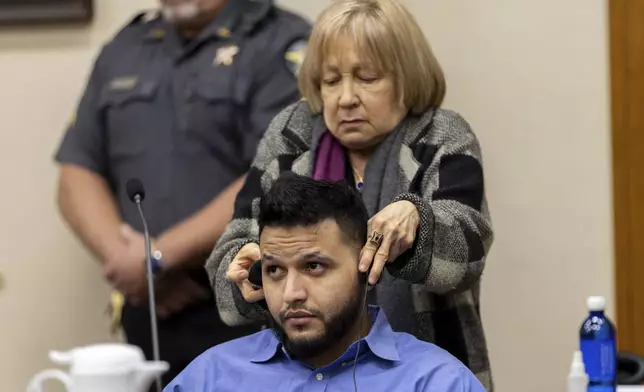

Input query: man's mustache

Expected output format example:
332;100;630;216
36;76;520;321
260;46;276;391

279;304;322;323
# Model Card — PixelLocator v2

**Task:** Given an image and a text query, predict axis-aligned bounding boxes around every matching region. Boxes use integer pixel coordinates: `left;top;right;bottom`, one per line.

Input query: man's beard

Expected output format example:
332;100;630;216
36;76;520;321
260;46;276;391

267;283;365;360
162;1;200;24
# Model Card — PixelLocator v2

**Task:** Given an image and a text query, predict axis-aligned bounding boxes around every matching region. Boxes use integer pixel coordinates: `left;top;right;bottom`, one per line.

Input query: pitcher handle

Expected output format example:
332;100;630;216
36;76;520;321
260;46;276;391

26;369;73;392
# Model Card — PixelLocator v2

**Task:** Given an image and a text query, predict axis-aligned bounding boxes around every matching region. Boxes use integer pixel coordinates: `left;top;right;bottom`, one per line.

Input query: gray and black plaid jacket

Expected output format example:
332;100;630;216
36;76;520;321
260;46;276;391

206;100;494;390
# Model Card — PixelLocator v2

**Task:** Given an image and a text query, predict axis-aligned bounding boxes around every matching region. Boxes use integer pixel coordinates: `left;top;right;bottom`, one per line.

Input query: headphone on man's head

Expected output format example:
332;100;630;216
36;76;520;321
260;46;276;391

248;260;263;288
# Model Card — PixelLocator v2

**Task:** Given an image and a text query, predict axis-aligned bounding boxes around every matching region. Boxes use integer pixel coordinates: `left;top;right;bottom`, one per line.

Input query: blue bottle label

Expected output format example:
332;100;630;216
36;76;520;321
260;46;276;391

588;387;615;392
580;339;616;381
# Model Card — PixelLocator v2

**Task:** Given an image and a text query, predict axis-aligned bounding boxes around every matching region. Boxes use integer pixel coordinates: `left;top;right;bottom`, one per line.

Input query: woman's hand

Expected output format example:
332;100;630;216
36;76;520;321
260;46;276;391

359;201;420;285
225;243;265;303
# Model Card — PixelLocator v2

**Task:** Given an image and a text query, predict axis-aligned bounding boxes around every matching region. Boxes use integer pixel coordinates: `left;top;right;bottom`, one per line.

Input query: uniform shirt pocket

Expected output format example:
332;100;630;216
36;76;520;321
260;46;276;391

186;75;243;168
99;79;160;159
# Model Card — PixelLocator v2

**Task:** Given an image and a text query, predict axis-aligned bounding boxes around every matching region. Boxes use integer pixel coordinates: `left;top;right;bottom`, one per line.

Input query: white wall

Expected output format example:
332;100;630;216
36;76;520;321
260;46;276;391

0;1;157;391
280;1;613;391
0;1;612;391
412;1;613;391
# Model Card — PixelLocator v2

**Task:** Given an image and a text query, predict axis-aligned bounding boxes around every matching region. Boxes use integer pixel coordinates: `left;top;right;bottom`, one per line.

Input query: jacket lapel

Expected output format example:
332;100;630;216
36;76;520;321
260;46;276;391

399;109;437;194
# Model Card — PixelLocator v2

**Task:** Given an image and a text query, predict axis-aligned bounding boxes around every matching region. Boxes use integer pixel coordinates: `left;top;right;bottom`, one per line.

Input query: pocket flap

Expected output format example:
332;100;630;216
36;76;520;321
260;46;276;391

100;78;159;107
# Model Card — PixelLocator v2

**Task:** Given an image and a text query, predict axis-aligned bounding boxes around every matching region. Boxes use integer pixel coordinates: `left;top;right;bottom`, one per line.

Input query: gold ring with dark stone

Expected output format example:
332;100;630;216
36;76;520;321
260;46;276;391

368;231;384;247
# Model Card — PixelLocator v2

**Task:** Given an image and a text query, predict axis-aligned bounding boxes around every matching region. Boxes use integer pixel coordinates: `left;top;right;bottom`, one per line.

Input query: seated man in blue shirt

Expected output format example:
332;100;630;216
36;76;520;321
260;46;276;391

165;173;486;392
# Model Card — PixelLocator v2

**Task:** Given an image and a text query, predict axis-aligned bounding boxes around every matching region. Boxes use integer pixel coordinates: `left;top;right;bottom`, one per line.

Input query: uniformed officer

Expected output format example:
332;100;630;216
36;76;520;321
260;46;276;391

54;0;310;386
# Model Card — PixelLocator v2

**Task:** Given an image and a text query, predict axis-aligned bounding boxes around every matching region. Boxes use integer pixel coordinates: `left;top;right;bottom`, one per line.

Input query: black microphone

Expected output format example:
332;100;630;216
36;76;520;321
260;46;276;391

126;178;146;203
125;178;162;392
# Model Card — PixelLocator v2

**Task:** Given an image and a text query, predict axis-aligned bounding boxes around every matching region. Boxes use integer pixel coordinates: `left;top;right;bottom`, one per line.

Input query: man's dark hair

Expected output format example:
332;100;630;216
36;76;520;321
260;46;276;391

258;173;369;248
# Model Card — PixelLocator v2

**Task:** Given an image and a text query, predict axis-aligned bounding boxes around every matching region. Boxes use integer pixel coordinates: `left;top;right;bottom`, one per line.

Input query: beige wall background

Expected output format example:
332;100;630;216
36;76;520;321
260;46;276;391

0;0;613;391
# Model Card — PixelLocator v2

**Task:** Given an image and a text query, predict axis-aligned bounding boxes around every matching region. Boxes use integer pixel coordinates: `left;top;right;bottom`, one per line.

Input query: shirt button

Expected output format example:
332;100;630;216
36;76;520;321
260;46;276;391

316;373;324;381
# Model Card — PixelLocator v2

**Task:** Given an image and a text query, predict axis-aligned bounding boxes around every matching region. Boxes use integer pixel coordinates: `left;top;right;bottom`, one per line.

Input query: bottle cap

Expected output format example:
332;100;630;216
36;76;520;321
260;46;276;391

587;296;606;312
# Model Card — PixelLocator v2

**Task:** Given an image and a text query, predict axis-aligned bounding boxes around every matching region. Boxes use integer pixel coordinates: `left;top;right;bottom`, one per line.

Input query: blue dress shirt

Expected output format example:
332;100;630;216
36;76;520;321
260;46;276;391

164;306;486;391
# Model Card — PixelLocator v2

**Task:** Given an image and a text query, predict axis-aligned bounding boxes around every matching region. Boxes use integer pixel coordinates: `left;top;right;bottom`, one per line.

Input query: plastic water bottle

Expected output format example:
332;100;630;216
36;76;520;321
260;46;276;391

579;296;617;392
568;350;589;392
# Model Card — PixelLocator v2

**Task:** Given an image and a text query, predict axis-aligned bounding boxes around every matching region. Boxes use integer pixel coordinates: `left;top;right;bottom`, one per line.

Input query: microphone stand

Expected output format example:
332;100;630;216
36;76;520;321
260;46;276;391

134;195;162;392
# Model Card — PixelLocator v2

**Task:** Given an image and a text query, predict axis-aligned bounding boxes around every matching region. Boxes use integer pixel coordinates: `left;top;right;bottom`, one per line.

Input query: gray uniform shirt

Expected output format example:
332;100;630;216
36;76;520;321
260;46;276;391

55;0;311;238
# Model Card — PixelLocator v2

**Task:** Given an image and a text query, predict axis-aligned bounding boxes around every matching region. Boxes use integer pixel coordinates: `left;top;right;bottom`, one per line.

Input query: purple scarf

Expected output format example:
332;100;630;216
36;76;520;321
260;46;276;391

312;131;346;182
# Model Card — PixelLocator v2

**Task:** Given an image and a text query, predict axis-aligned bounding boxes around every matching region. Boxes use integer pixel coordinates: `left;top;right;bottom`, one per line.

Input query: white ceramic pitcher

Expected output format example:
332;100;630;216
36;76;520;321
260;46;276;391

26;343;169;392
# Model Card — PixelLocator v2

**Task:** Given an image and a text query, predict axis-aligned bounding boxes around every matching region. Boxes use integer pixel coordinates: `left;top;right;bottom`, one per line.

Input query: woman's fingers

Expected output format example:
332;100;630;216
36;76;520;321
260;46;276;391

224;243;265;304
360;216;394;284
228;267;248;282
226;243;261;282
387;243;401;263
387;230;416;261
369;235;393;285
359;242;377;272
240;280;265;303
359;202;422;285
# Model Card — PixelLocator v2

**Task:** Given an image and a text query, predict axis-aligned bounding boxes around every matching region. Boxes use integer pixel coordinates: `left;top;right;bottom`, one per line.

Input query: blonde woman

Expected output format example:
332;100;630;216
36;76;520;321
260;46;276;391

207;0;494;389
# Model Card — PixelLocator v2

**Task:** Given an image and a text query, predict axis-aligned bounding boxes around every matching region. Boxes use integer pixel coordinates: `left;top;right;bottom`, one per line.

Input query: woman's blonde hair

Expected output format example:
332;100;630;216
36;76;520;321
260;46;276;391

298;0;446;115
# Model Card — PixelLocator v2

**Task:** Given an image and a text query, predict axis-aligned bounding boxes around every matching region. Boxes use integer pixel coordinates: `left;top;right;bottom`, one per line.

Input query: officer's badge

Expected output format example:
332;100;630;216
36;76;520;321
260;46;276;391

214;45;239;66
148;28;166;39
285;39;307;76
217;27;232;38
109;76;138;91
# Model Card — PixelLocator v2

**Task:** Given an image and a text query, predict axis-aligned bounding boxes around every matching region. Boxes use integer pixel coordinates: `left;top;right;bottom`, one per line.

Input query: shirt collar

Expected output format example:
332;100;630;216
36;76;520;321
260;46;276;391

250;329;282;363
363;306;401;361
250;306;400;364
196;0;246;41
